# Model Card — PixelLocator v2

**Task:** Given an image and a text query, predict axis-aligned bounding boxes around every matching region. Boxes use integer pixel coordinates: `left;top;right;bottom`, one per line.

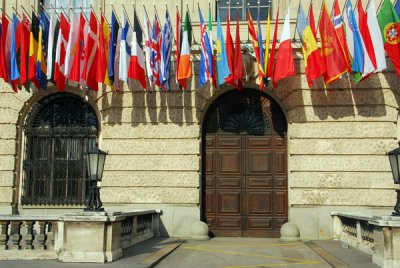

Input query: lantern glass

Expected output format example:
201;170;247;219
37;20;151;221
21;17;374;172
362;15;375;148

86;148;107;182
388;148;400;184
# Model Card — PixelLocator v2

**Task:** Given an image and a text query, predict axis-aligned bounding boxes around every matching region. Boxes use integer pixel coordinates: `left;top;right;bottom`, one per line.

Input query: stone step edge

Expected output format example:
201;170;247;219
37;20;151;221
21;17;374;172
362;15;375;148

141;241;184;268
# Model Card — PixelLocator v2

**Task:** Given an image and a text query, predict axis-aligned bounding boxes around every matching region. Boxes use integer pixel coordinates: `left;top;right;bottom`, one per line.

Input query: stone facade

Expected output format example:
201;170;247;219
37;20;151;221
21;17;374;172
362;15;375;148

0;0;398;239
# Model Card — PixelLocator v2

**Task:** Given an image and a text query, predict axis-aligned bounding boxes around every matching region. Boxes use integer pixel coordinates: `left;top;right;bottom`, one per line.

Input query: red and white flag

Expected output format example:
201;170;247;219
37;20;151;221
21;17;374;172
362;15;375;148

273;8;296;87
54;13;70;91
82;11;99;91
128;10;146;89
69;13;87;84
0;15;12;84
143;12;153;85
64;13;78;78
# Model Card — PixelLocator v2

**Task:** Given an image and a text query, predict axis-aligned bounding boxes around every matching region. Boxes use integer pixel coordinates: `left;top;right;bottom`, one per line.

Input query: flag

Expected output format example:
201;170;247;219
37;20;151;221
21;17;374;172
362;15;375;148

263;6;271;80
151;15;161;87
343;0;374;80
177;9;192;89
119;13;132;83
128;10;147;89
233;9;243;89
113;27;122;90
28;12;39;88
1;15;12;85
332;0;350;68
355;0;376;81
224;8;235;86
267;5;279;80
161;9;172;91
319;1;349;85
11;14;20;92
36;11;50;90
0;20;2;80
54;13;69;91
46;14;58;81
70;13;87;84
308;1;317;39
395;0;400;17
208;5;216;87
248;9;263;89
144;12;153;85
378;0;400;77
273;8;295;87
216;13;230;85
82;11;99;91
175;7;181;85
257;7;264;77
96;14;106;85
367;0;386;72
65;13;79;78
19;13;31;87
108;11;119;83
297;3;325;87
198;4;213;87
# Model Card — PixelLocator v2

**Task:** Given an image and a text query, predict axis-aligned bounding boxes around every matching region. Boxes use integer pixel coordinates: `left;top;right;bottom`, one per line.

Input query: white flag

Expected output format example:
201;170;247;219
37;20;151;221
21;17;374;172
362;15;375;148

367;1;387;72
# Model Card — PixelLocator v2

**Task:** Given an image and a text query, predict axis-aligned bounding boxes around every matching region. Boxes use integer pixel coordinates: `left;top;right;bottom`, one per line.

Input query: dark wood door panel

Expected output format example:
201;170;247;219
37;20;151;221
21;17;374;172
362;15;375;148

247;191;273;215
274;191;288;216
217;136;242;148
273;151;287;175
247;136;272;148
246;176;273;188
217;151;242;174
218;191;241;214
204;190;215;214
217;176;242;188
206;136;216;148
246;151;272;174
206;151;215;174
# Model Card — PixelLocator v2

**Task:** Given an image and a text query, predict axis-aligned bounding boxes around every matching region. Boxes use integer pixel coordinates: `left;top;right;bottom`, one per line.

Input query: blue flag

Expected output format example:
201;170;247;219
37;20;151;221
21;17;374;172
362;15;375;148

36;11;49;89
198;5;213;87
344;0;364;73
395;0;400;17
216;14;230;85
161;9;172;91
109;11;119;82
11;14;20;83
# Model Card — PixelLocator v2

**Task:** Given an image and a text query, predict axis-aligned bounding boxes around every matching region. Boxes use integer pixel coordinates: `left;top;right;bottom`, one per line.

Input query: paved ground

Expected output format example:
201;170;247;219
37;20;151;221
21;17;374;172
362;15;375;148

0;237;379;268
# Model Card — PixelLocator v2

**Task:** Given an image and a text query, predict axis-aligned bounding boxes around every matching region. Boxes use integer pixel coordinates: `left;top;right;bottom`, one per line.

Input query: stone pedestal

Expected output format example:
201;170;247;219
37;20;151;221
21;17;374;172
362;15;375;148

369;216;400;268
58;212;123;263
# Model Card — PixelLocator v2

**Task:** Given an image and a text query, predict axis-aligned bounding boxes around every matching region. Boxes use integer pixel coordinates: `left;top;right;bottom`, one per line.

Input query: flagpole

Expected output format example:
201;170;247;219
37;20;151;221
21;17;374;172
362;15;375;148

143;3;151;23
246;2;250;42
292;0;301;41
39;2;51;18
89;4;100;24
20;5;32;20
315;1;324;38
30;4;39;16
153;3;162;25
0;8;12;20
366;0;372;9
166;2;177;43
79;6;89;22
186;2;196;44
48;3;60;19
59;5;70;21
342;0;349;16
11;6;22;18
132;3;144;31
99;6;109;25
110;3;121;26
122;3;134;29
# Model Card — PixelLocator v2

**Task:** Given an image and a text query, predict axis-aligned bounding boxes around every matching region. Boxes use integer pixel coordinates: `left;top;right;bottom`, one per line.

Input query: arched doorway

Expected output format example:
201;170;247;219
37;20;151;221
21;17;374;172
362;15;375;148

21;93;98;206
202;89;288;237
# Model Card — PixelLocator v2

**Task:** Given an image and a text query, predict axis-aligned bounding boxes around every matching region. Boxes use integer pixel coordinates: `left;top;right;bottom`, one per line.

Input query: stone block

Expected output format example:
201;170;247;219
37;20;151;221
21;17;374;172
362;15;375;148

0;156;15;171
288;105;397;123
101;123;200;139
290;171;393;189
104;155;199;171
101;171;199;187
290;155;390;172
289;122;396;139
0;187;13;203
0;109;18;124
101;187;198;204
0;171;14;187
0;125;17;140
289;138;397;155
0;139;17;155
102;139;199;155
291;189;395;206
289;207;319;240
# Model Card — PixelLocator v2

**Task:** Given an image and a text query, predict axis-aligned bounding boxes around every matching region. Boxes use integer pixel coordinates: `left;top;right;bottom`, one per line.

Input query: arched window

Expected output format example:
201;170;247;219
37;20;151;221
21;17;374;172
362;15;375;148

21;93;98;206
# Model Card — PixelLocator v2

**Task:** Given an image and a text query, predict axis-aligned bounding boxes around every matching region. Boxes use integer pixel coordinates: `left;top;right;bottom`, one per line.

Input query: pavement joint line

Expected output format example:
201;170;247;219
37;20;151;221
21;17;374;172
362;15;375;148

183;245;322;264
141;241;184;268
305;241;351;268
183;242;303;249
224;261;325;268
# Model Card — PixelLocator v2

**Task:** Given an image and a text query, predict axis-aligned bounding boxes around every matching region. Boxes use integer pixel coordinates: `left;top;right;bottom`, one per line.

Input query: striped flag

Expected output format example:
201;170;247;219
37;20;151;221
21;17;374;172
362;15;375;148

161;9;172;91
151;15;161;87
367;0;386;72
332;0;350;68
28;12;40;88
198;4;213;87
46;14;59;81
144;11;153;85
36;11;50;90
10;14;20;92
54;13;69;91
248;10;264;89
177;9;192;89
128;10;147;89
108;11;119;83
82;11;99;91
19;13;31;87
175;7;181;85
64;13;79;78
69;13;87;84
119;13;132;83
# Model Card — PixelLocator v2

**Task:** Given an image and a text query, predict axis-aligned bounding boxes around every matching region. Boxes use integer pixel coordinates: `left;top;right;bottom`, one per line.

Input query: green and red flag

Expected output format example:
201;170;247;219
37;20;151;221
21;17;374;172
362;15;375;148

377;0;400;77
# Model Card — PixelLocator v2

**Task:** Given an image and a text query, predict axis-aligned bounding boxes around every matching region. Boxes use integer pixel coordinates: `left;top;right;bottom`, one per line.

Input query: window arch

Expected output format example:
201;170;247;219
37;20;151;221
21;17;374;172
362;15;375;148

21;93;98;206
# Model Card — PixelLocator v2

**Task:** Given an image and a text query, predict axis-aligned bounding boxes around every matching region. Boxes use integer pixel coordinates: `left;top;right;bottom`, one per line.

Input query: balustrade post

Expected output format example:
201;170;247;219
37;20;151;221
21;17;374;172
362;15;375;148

9;221;22;250
36;221;47;250
24;221;35;250
0;221;9;250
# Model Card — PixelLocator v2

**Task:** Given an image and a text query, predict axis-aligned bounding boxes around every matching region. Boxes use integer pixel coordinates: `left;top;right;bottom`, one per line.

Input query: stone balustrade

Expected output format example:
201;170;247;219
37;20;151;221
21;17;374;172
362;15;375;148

0;210;160;262
332;212;400;268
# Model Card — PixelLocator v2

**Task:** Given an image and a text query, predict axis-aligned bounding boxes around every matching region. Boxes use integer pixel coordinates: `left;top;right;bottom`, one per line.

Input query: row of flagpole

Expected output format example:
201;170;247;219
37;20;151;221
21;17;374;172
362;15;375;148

1;0;400;94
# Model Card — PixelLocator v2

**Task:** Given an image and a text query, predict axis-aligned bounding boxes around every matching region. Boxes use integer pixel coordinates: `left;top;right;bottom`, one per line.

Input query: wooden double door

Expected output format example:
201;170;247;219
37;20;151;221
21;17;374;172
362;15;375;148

203;134;288;237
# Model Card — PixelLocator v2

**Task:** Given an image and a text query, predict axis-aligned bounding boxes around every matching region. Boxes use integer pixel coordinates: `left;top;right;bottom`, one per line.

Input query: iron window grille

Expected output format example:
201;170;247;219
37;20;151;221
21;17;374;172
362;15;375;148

217;0;271;21
21;93;98;206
